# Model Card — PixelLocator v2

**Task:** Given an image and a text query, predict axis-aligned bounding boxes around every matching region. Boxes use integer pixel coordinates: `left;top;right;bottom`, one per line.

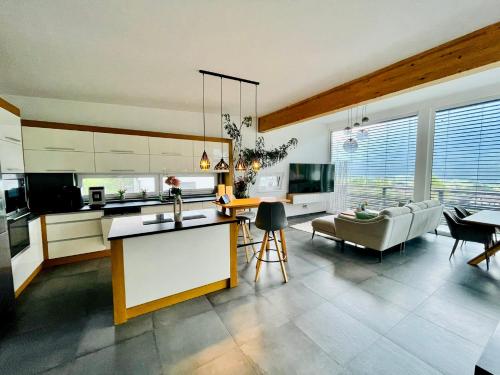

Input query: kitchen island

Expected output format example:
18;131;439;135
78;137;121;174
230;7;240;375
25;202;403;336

108;208;238;325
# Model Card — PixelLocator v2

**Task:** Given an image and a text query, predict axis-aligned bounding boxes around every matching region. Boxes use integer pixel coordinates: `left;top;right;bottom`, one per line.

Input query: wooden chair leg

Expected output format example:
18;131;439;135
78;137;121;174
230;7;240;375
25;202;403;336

255;233;268;282
266;231;271;252
241;223;250;263
449;239;459;260
273;231;288;283
244;223;256;254
279;229;288;261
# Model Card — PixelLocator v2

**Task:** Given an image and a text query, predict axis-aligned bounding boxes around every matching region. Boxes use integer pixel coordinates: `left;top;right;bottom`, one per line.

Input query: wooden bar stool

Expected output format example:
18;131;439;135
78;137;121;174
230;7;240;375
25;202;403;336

236;210;256;263
254;202;288;283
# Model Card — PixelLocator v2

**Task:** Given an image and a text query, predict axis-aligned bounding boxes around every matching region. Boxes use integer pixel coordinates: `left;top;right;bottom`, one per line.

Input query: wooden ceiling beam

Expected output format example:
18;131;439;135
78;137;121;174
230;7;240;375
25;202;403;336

258;22;500;132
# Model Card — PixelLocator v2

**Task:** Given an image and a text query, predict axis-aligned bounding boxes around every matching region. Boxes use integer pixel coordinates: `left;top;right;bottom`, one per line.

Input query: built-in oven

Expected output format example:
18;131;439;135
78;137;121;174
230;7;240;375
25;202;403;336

7;212;30;258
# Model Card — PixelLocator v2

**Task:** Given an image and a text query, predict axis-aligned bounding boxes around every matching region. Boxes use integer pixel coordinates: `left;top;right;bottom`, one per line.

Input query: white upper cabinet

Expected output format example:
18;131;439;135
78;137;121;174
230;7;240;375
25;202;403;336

94;153;149;173
149;137;193;156
94;133;149;154
0;140;24;173
24;150;95;173
0;109;22;145
150;155;194;174
22;127;94;152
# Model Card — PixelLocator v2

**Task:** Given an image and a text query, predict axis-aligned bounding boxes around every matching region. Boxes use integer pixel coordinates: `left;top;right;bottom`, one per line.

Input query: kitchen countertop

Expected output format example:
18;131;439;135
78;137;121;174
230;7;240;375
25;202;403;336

108;208;237;240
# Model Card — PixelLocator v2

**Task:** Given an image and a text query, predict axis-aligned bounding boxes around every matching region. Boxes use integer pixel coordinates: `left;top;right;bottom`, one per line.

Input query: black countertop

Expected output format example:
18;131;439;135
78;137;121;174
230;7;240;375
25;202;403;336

108;208;237;241
80;195;216;211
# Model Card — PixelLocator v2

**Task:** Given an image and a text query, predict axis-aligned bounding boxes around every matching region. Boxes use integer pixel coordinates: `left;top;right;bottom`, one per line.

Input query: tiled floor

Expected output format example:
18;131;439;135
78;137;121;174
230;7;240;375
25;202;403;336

1;214;500;374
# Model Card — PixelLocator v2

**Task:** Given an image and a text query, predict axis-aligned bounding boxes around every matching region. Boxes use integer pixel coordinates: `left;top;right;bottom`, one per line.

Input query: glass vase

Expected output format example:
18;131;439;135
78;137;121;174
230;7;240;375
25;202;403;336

173;194;183;223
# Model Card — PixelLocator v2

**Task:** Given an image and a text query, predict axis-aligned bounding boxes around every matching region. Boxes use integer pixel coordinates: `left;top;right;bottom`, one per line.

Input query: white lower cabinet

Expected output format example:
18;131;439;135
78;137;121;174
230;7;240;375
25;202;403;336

48;237;107;259
11;218;43;292
95;153;149;173
0;139;24;173
149;155;194;173
24;150;95;173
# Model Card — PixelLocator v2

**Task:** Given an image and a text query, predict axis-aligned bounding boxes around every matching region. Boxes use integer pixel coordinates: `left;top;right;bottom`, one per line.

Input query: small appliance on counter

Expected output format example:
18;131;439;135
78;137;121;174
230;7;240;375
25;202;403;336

88;186;106;207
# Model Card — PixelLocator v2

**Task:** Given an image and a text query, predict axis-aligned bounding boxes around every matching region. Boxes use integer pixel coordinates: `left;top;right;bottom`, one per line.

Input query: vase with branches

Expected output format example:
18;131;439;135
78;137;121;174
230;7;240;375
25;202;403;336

223;114;298;198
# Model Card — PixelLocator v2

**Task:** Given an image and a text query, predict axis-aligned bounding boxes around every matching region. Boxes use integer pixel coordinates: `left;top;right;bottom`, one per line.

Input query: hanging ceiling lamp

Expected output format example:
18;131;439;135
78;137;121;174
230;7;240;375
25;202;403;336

235;81;247;172
251;84;261;172
343;108;358;153
199;73;211;171
357;105;369;140
214;77;230;171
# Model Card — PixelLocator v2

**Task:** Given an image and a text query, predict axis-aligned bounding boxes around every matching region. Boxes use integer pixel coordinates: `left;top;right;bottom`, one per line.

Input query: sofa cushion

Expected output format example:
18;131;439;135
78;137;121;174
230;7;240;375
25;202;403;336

415;201;428;210
355;211;378;220
312;215;337;235
406;203;422;212
379;206;411;217
423;199;441;208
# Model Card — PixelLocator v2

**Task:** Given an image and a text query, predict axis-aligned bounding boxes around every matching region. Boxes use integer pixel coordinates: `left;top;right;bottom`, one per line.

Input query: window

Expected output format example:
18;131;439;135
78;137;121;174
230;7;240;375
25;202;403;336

431;99;500;213
162;175;216;195
257;173;284;192
79;175;157;198
331;115;418;210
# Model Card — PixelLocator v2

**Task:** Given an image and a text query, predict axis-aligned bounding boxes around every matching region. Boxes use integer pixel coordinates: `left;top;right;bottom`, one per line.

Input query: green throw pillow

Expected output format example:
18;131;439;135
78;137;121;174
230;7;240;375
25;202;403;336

355;211;378;220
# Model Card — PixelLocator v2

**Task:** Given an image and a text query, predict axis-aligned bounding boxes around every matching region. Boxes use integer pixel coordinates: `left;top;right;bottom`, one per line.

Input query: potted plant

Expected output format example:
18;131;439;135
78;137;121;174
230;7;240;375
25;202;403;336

165;176;182;222
117;188;126;201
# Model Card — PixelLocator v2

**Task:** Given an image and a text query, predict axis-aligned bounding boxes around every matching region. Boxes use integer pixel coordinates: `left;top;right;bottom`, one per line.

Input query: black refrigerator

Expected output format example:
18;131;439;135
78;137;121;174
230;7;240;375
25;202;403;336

0;175;15;324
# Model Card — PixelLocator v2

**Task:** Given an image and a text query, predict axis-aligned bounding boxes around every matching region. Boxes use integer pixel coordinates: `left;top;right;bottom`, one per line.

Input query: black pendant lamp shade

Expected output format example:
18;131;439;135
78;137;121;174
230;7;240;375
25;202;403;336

214;77;230;171
199;73;211;171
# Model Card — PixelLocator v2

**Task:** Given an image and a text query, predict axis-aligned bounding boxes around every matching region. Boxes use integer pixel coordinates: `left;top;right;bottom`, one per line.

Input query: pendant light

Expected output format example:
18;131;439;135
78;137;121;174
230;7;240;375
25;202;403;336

214;77;230;171
251;84;261;172
199;73;211;170
343;108;358;153
235;81;247;172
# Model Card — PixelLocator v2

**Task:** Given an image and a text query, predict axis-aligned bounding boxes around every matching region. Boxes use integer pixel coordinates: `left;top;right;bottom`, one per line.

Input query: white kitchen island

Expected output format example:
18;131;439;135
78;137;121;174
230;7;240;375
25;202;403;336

107;208;238;325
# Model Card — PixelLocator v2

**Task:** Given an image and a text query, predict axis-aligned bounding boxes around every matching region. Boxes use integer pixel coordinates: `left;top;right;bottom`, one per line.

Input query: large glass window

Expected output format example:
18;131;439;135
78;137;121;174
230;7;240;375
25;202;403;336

79;175;157;198
331;115;418;210
162;175;216;195
431;99;500;212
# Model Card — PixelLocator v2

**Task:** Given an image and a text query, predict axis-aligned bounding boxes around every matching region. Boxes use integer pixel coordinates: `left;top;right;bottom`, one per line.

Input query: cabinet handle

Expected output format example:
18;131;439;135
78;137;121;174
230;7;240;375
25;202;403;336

44;147;76;151
46;169;77;172
111;169;135;172
6;168;20;171
110;150;133;154
5;136;21;143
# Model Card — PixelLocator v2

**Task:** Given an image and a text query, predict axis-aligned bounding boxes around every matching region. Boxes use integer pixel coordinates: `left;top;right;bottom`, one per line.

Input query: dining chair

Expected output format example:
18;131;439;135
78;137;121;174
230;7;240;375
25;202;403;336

236;210;256;263
443;209;495;269
454;206;472;219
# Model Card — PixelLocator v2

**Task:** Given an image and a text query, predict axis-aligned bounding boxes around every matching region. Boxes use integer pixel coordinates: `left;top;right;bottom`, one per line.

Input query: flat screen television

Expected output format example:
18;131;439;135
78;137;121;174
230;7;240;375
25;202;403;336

288;163;335;194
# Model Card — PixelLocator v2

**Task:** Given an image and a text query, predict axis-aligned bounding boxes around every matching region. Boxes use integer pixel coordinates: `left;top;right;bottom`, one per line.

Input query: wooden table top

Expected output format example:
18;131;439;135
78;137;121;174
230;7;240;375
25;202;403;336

215;197;290;209
462;210;500;227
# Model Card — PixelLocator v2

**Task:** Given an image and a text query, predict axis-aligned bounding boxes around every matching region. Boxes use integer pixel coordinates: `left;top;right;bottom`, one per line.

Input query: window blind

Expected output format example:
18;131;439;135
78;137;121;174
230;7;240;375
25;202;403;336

431;99;500;212
331;115;418;210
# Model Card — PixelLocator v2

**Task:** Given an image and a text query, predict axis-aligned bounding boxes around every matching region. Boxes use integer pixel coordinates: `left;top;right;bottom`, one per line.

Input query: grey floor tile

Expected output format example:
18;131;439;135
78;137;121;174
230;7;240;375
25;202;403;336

381;263;447;294
347;337;441;375
301;268;356;302
331;288;408;334
153;296;213;328
207;279;257;306
414;295;498;346
155;310;236;374
71;332;162;375
77;309;153;356
260;281;325;318
322;260;378;284
191;347;261;375
294;302;380;365
240;322;344;375
214;294;289;345
386;314;482;375
359;275;430;310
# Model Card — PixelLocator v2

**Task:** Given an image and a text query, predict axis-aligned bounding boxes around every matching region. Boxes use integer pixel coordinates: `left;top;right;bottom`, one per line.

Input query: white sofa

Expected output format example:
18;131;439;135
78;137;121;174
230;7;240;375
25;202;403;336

312;200;443;260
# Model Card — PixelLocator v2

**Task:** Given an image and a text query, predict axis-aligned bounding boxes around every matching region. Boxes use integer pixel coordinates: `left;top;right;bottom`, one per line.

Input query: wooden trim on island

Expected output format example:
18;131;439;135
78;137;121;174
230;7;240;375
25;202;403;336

14;263;43;298
40;215;49;260
0;96;21;117
229;222;239;288
111;239;127;325
258;22;500;131
126;279;228;321
43;249;110;267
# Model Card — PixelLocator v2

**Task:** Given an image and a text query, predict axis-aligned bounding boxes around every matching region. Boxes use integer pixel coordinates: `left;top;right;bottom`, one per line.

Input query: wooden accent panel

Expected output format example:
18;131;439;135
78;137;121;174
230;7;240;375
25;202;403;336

110;240;127;325
40;215;48;260
14;264;42;298
125;279;227;322
21;119;232;144
259;22;500;132
43;249;110;267
0;96;20;117
229;222;239;288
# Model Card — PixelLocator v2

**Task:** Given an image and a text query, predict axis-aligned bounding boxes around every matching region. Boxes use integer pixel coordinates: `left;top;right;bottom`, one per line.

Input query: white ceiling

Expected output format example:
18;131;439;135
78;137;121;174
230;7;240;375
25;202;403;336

1;0;499;116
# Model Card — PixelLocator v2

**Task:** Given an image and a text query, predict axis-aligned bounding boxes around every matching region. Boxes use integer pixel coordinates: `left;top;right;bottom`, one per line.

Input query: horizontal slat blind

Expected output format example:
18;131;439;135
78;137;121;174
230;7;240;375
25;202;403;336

331;115;418;210
431;99;500;213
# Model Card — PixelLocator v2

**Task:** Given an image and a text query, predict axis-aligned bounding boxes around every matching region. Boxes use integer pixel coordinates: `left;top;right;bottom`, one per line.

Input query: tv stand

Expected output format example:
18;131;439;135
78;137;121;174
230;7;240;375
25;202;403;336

285;192;331;216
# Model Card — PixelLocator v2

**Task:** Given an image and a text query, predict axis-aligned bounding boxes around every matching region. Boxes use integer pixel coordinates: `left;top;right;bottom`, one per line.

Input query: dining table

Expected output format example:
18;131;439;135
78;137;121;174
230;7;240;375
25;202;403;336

461;210;500;266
